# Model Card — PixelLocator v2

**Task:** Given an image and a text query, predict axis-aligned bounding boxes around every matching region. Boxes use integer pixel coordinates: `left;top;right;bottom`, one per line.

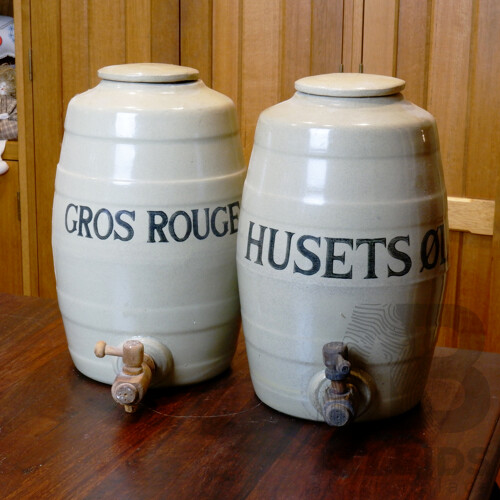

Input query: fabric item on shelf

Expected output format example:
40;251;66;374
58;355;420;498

0;94;17;140
0;16;15;60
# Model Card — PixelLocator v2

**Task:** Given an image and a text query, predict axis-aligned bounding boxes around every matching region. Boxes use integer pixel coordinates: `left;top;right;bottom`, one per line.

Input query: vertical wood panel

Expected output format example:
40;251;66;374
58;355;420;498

396;0;431;107
280;0;312;100
427;0;475;348
342;0;363;73
151;0;180;64
125;0;152;62
0;161;23;294
456;233;491;350
31;0;63;297
427;0;474;197
455;0;499;351
14;0;38;295
464;0;500;201
487;181;500;352
311;0;343;75
88;0;126;87
213;0;241;111
180;0;212;86
362;0;398;75
61;0;90;114
241;0;281;162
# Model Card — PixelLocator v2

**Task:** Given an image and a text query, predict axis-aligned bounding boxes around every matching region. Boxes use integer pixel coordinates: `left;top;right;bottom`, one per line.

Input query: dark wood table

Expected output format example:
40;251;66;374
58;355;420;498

1;293;499;499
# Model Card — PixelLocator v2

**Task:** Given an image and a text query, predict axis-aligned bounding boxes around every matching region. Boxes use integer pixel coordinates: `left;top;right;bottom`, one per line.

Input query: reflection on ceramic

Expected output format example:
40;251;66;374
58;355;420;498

236;73;448;423
52;63;246;387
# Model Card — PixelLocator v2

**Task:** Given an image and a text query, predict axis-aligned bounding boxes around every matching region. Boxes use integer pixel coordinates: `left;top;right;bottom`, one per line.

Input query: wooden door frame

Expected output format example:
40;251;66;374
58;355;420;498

14;0;38;296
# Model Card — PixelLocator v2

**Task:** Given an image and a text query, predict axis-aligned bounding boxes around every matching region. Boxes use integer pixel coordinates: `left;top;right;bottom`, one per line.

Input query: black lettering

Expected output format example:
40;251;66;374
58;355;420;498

294;235;321;276
78;206;93;238
169;210;192;242
148;211;169;243
192;208;210;240
420;229;440;271
245;222;267;265
437;223;447;265
228;201;240;234
211;206;229;237
268;229;294;270
64;203;78;233
93;208;113;240
114;210;135;241
356;238;387;279
322;237;353;279
387;235;412;277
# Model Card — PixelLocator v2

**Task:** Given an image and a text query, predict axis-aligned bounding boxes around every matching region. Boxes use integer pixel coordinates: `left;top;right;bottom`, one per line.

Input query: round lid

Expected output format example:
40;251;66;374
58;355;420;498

97;63;199;83
295;73;405;97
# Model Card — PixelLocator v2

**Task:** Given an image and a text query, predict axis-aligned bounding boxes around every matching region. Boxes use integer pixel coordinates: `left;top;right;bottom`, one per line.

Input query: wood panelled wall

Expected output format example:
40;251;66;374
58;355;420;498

16;0;500;352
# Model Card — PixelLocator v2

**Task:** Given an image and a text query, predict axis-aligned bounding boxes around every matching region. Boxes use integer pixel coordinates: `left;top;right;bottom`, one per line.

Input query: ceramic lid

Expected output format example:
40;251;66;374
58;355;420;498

97;63;199;83
295;73;405;97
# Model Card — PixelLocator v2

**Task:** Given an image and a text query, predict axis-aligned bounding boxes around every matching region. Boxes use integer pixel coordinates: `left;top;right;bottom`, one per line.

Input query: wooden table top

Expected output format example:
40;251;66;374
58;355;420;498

0;293;499;500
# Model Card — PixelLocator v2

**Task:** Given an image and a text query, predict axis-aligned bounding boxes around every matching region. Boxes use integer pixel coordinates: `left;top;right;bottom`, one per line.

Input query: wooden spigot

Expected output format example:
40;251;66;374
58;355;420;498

94;340;155;413
322;342;356;426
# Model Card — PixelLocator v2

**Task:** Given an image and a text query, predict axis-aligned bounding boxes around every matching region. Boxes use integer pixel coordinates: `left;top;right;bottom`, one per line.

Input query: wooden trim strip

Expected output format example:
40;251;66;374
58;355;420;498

14;0;39;296
448;196;495;236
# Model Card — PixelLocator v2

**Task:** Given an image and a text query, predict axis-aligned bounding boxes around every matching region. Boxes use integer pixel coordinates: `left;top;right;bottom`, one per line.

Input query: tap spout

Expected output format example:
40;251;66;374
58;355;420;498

95;339;155;413
321;342;356;426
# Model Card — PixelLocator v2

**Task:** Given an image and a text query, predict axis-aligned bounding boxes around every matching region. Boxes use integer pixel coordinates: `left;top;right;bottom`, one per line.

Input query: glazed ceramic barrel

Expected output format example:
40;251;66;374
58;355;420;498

236;73;448;423
53;63;245;386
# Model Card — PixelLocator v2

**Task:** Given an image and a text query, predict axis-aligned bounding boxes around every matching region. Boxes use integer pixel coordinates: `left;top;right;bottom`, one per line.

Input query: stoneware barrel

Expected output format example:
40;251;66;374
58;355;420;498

53;63;245;387
236;73;448;423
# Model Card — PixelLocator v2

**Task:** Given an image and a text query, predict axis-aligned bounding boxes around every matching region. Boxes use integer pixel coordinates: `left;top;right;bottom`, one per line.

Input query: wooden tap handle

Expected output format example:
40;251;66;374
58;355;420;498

94;341;108;358
94;341;123;358
94;340;146;376
323;342;351;381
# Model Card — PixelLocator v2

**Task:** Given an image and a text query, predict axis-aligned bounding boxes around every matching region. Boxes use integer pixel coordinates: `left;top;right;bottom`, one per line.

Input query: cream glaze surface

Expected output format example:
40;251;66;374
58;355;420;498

53;63;245;386
237;73;448;422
